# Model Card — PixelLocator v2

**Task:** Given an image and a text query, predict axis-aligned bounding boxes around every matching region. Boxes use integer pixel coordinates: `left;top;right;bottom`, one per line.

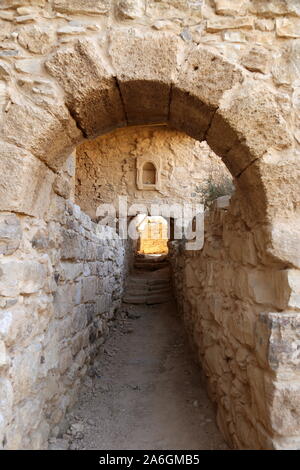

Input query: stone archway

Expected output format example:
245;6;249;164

0;30;299;450
1;33;297;258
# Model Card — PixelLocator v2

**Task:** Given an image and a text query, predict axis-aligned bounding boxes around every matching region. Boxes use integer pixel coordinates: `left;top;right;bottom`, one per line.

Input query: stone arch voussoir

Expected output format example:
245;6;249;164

0;30;295;228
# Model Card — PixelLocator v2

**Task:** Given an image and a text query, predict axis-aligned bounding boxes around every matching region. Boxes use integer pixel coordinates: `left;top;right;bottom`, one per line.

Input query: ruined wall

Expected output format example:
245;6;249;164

76;126;230;218
169;194;300;450
0;0;299;451
0;198;127;449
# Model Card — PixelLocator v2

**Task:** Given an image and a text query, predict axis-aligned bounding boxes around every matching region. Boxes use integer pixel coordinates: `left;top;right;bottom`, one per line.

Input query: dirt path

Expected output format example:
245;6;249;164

50;271;227;450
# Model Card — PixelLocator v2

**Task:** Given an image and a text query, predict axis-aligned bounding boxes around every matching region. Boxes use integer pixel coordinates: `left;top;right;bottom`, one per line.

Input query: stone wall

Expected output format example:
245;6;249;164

0;200;128;449
0;0;299;451
76;126;230;218
169;193;300;450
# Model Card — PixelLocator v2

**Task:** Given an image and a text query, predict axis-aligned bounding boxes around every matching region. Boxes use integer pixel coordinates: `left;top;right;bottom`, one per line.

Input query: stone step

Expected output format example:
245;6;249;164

123;292;173;305
133;262;169;271
126;287;172;297
146;293;173;304
123;295;147;304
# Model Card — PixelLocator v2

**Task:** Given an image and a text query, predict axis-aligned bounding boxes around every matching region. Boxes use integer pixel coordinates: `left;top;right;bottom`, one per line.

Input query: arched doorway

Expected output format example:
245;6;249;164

0;31;299;450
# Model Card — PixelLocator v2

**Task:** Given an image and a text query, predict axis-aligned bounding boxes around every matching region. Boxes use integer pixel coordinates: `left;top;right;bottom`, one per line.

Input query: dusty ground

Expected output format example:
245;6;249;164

50;273;227;450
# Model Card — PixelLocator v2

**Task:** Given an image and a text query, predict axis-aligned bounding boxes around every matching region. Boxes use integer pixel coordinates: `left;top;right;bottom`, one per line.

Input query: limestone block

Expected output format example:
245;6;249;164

272;42;300;86
0;340;8;367
58;348;72;374
247;365;267;421
170;46;243;140
0;378;13;424
15;58;43;75
206;17;254;32
276;18;300;38
60;229;83;260
18;25;56;54
116;0;145;19
255;311;300;373
207;81;292;176
250;0;300;17
15;15;37;24
0;259;48;297
0;143;54;217
254;19;275;31
238;152;300;226
46;39;126;138
241;46;270;74
266;379;300;436
1;100;81;171
53;284;74;318
81;299;97;325
71;332;84;356
0;214;22;255
97;293;111;314
53;0;110;15
0;307;24;347
283;270;300;310
248;269;294;310
60;262;83;281
81;277;98;303
109;31;182;125
204;344;226;376
267;218;300;269
226;303;256;348
10;343;41;403
53;173;72;199
57;25;87;35
213;0;248;16
222;31;246;42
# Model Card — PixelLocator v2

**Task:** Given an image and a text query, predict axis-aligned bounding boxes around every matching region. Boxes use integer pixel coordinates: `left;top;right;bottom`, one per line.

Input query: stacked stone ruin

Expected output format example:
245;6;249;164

0;0;299;450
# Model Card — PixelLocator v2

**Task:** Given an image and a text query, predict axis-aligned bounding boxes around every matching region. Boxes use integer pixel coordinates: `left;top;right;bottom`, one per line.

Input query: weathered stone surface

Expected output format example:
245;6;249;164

0;0;299;452
57;25;87;35
213;0;247;16
207;81;293;176
46;39;126;138
238;151;300;225
247;269;292;310
276;18;300;38
255;311;300;373
206;17;254;32
116;0;145;19
0;0;46;6
267;218;300;269
0;214;22;255
0;143;54;217
53;0;110;15
10;343;42;403
0;340;8;367
1;100;82;171
175;46;243;109
0;259;48;297
109;32;182;125
170;46;243;140
241;46;270;74
272;41;300;86
18;25;56;54
0;378;13;424
53;174;72;199
250;0;300;17
15;58;43;74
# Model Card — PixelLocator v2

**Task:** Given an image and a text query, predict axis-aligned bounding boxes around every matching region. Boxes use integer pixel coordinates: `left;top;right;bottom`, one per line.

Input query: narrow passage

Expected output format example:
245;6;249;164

51;257;227;450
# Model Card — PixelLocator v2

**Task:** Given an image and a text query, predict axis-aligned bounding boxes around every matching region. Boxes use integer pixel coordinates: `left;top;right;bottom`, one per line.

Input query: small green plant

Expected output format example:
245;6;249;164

201;176;235;207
